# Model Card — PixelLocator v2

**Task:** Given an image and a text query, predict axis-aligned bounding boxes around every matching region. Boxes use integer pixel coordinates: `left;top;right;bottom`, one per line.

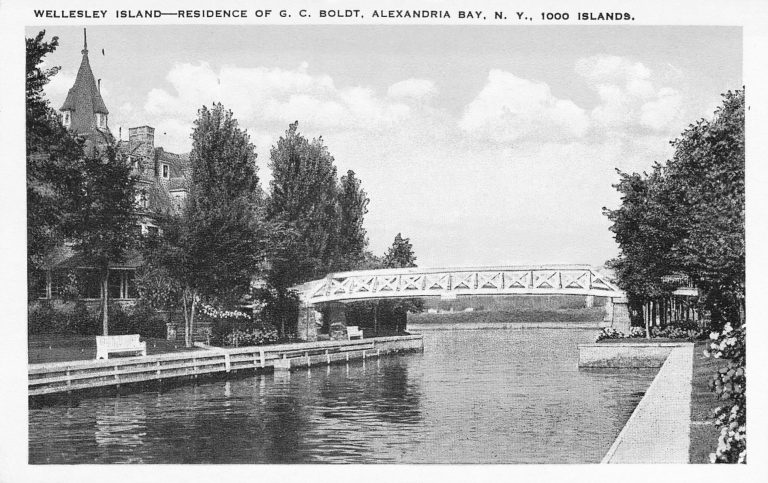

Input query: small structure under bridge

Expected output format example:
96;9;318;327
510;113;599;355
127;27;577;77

291;264;654;340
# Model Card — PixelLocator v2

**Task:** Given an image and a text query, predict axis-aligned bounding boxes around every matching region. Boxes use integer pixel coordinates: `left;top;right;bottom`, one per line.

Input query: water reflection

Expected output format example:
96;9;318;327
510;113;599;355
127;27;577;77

94;398;147;463
29;328;656;464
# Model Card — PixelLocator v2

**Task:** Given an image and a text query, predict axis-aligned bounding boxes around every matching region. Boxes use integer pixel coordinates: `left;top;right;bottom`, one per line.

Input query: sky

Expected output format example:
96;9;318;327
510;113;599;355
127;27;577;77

29;25;742;268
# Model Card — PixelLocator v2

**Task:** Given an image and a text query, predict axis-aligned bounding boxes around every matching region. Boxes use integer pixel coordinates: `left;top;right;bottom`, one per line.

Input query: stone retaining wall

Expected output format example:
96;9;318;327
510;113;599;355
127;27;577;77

578;342;687;368
601;344;694;463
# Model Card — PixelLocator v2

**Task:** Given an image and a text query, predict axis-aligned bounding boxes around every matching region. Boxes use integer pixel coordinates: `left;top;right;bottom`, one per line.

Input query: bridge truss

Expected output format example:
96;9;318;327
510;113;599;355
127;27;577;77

296;265;625;305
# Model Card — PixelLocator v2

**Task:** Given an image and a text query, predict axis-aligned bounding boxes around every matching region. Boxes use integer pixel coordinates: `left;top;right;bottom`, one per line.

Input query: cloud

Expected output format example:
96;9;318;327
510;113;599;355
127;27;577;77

459;69;589;143
144;62;413;134
44;71;75;108
575;55;683;133
387;78;437;100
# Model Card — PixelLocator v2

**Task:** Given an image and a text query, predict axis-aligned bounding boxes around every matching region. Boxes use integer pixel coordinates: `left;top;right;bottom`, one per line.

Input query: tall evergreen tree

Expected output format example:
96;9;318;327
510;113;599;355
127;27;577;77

335;170;369;271
380;233;423;332
145;103;265;347
383;233;418;268
266;121;339;290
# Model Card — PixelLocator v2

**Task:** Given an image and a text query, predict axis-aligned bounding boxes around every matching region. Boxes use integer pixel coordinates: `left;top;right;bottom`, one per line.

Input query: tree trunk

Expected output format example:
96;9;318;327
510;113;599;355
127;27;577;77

644;301;650;338
187;295;196;348
101;270;109;336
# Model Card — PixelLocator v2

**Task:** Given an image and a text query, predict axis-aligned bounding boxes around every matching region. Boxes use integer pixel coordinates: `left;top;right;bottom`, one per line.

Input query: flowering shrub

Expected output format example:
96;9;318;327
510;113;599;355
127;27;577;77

650;320;704;340
704;323;746;463
595;326;646;342
222;328;279;347
596;327;625;341
200;303;252;320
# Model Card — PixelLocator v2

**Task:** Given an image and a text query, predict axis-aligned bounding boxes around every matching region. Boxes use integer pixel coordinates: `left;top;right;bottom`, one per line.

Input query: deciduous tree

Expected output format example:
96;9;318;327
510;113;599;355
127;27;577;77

145;104;265;347
266;121;340;290
26;31;85;274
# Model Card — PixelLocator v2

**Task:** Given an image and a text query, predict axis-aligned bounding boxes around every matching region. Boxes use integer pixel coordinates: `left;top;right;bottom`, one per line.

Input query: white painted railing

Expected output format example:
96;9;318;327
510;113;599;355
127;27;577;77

294;265;624;304
28;335;424;397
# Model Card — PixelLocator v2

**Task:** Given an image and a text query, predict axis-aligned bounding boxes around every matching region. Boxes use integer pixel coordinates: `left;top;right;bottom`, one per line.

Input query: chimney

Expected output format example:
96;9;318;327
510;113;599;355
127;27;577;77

98;79;101;93
129;126;156;158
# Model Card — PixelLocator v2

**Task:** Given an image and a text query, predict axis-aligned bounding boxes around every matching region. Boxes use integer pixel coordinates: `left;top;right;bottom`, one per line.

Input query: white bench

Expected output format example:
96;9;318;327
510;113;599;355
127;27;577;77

347;326;363;340
96;334;147;360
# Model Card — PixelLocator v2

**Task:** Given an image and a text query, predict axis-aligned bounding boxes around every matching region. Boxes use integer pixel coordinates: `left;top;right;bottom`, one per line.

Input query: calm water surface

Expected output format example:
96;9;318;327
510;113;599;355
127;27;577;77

29;328;656;463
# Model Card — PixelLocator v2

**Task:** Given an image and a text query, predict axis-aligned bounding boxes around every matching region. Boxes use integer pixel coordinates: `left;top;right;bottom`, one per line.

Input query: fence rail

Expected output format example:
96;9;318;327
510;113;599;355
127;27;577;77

28;335;424;397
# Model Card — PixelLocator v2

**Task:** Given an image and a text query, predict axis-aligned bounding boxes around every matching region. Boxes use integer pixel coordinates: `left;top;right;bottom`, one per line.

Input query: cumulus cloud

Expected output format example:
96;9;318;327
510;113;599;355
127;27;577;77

575;55;683;133
387;78;437;100
459;69;589;143
145;61;413;133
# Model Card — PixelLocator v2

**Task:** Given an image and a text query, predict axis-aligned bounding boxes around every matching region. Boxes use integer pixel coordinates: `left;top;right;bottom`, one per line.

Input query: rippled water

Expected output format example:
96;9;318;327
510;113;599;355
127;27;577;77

29;328;656;464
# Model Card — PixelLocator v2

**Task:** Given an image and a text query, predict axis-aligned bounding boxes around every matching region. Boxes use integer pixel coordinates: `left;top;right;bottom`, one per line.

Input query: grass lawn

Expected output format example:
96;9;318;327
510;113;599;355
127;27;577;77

409;307;606;324
689;340;723;463
28;334;200;364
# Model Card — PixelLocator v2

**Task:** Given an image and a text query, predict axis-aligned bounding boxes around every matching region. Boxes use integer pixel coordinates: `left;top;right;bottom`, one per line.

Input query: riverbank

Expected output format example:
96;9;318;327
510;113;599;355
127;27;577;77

409;307;606;326
28;335;424;400
585;337;722;462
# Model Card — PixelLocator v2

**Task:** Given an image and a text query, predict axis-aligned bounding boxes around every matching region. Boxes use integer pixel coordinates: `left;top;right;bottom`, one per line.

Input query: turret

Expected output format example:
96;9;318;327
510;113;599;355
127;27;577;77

59;28;112;144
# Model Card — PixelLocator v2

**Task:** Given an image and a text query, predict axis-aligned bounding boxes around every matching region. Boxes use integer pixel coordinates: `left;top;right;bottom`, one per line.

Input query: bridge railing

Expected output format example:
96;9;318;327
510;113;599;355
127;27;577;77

296;265;624;304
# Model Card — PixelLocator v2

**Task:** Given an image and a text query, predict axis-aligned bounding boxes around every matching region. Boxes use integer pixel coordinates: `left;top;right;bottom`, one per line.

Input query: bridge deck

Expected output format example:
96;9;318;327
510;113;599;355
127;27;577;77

295;265;625;304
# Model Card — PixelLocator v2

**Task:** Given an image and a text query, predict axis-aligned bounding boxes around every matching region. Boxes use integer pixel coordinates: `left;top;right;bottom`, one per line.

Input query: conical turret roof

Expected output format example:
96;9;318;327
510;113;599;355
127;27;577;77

59;29;110;141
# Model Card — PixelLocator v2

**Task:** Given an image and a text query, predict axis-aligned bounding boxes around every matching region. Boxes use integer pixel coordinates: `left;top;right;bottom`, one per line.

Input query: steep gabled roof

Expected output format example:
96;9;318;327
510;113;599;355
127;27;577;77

59;29;110;141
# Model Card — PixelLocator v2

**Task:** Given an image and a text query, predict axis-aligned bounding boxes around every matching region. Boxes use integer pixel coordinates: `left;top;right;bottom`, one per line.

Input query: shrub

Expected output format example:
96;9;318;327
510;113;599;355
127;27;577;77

650;320;704;341
125;301;167;338
596;327;625;341
221;327;279;347
65;301;99;335
28;302;57;335
104;303;166;338
596;326;647;341
705;324;746;463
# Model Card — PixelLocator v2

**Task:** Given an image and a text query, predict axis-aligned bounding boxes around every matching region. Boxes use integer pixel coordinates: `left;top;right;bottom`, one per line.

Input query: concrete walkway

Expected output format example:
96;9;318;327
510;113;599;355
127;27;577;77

602;343;694;463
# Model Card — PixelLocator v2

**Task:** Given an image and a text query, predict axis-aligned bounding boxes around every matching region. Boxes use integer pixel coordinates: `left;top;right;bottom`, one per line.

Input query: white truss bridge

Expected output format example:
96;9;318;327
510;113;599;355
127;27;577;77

295;264;625;305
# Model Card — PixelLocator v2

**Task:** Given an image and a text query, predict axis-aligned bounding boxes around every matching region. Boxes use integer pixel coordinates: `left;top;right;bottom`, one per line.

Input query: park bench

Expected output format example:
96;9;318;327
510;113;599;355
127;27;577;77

347;326;363;340
96;334;147;360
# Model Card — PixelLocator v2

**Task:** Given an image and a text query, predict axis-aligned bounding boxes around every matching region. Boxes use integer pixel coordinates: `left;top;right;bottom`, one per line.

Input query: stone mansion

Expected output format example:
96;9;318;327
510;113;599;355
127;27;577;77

31;31;191;305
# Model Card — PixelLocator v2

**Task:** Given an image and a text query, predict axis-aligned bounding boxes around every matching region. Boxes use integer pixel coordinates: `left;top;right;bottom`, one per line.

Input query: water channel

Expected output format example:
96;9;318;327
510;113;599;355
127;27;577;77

29;327;657;463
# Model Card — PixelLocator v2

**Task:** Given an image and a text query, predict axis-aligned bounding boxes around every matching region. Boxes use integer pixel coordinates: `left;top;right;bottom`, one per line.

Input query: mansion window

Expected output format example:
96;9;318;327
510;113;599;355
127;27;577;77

62;111;72;127
109;269;137;299
162;164;169;179
135;189;149;209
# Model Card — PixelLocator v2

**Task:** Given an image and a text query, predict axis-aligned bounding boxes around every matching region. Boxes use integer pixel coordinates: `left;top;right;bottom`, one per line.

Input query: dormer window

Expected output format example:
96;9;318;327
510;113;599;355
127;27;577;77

162;164;169;179
95;113;107;129
62;111;71;127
